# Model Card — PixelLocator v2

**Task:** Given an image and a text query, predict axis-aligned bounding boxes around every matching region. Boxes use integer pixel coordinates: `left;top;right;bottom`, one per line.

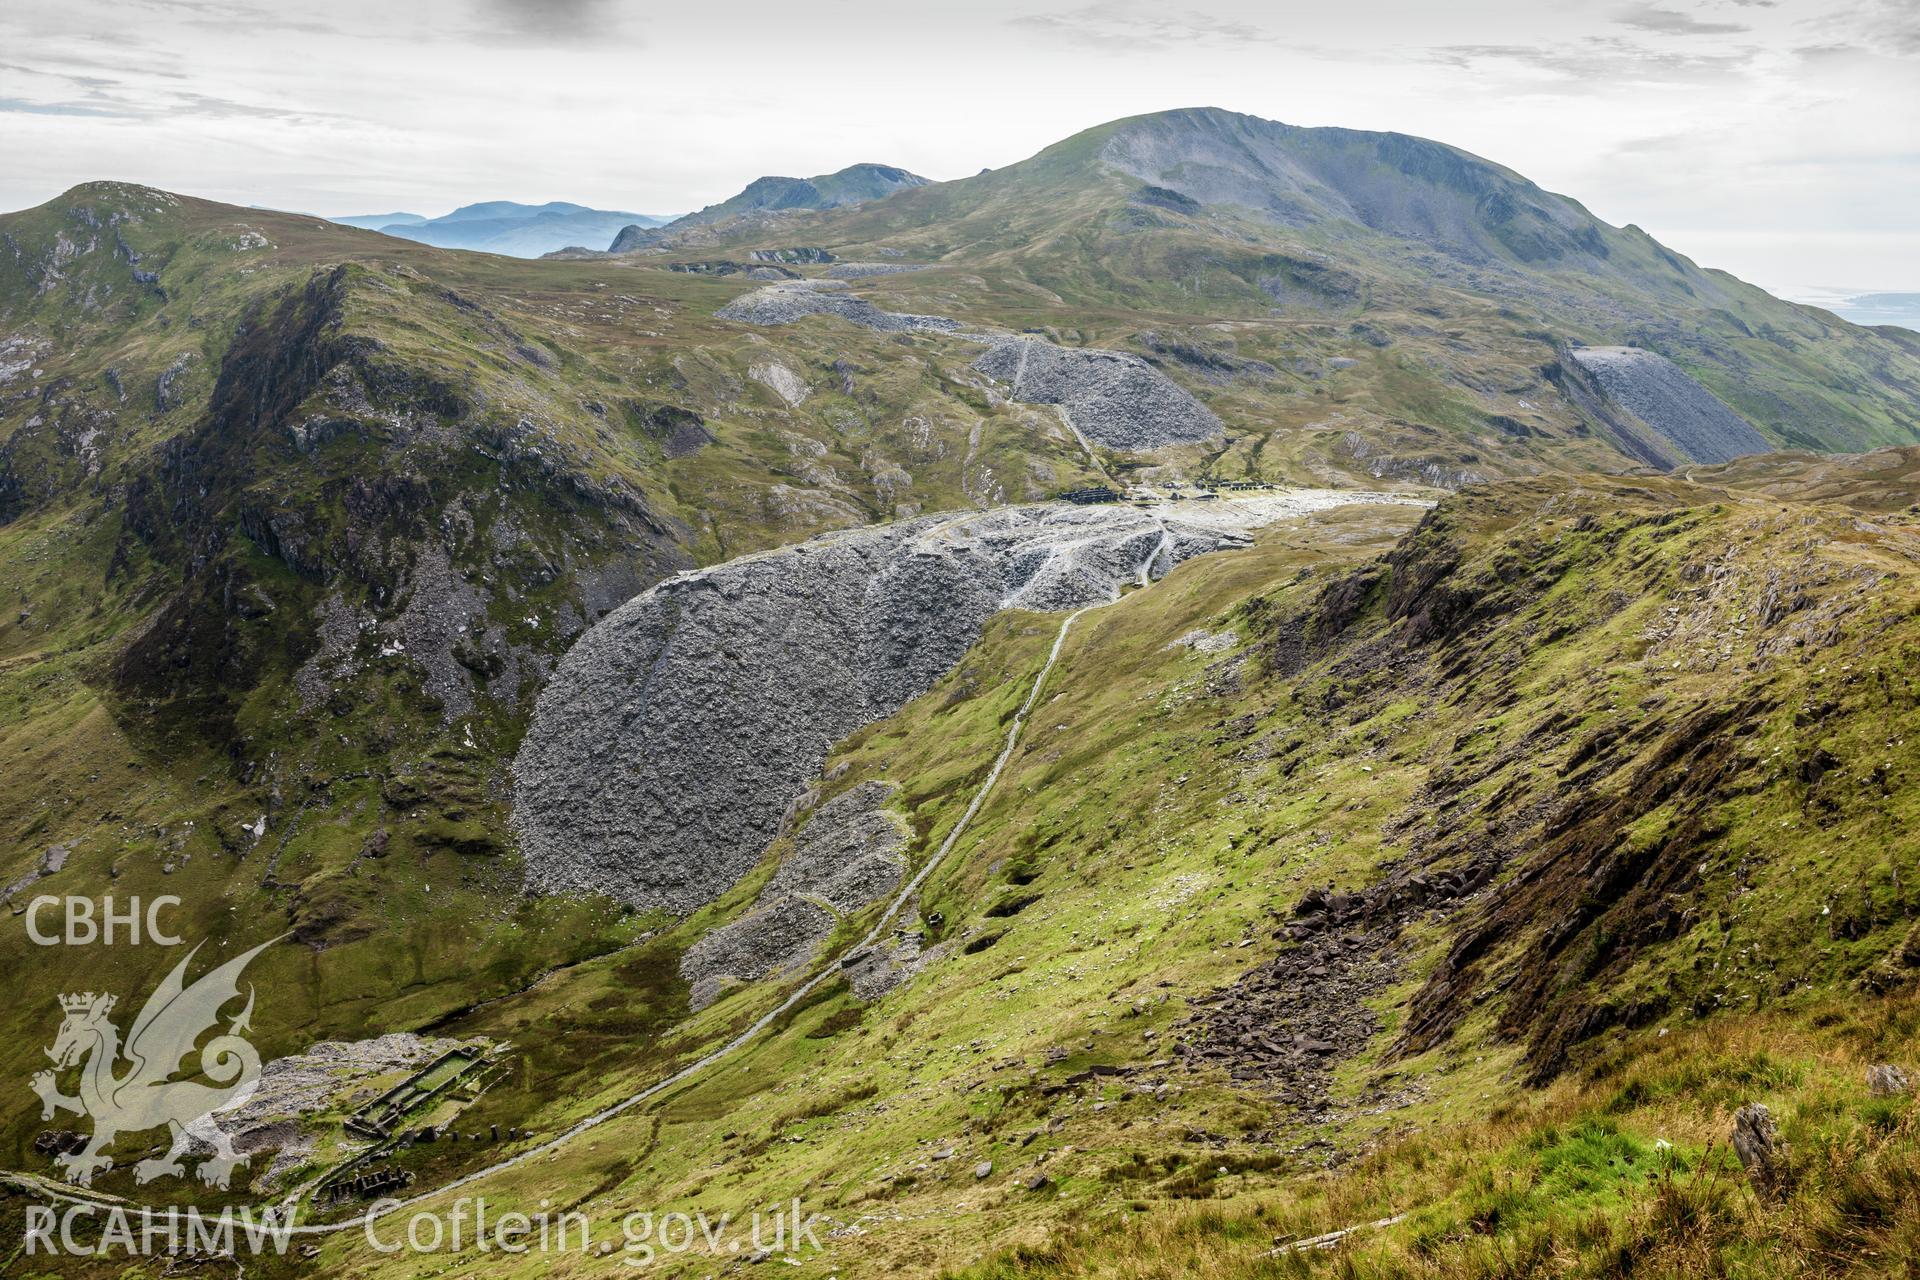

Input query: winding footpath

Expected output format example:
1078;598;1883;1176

13;491;1429;1246
10;568;1118;1240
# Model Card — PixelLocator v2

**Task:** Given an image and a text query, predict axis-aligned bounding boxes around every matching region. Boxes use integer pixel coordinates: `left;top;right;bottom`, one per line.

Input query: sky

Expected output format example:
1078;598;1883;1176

1;0;1915;299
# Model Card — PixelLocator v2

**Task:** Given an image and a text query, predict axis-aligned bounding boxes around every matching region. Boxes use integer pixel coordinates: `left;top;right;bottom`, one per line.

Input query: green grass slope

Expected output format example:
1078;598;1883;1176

92;456;1906;1279
638;108;1920;462
0;178;1110;1160
2;124;1920;1278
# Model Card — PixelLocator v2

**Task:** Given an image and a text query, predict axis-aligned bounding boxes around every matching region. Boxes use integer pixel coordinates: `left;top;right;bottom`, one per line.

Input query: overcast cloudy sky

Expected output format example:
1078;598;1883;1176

1;0;1914;296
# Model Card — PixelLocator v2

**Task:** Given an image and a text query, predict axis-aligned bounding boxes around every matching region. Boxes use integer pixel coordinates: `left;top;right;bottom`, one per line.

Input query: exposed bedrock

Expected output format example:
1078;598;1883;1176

1569;345;1772;466
972;338;1226;451
512;503;1251;913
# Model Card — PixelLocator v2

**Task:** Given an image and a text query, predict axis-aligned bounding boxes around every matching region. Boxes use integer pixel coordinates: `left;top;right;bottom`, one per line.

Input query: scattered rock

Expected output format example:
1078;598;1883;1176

1168;628;1236;654
718;282;960;334
826;262;931;279
1178;924;1398;1112
1867;1064;1911;1098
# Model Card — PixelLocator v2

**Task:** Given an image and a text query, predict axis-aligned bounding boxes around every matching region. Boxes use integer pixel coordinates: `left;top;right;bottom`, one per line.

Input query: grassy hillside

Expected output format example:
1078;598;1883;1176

15;459;1892;1277
2;402;1918;1279
0;179;1109;1156
631;109;1920;462
3;112;1920;1277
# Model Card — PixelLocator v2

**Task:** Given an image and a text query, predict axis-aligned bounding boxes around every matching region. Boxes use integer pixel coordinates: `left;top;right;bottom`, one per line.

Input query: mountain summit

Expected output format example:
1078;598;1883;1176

1094;106;1614;266
608;162;927;250
654;106;1916;456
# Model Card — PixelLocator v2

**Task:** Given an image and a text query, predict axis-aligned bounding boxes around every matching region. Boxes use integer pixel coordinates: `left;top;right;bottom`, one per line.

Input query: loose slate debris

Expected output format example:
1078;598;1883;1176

1178;926;1398;1114
1569;345;1771;465
973;338;1226;451
516;504;1250;913
716;282;961;333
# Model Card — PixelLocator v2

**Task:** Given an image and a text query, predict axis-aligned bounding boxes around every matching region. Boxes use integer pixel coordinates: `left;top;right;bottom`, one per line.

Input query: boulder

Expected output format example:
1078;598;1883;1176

1867;1064;1911;1098
1731;1103;1787;1198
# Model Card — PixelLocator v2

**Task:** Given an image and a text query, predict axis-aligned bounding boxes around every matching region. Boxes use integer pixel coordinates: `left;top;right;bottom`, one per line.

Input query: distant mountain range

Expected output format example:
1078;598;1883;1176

326;211;428;231
1811;291;1920;331
607;163;927;252
326;201;673;258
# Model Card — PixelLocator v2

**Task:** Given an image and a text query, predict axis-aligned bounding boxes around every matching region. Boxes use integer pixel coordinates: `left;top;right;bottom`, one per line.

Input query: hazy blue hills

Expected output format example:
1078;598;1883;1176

1828;292;1920;331
327;200;672;257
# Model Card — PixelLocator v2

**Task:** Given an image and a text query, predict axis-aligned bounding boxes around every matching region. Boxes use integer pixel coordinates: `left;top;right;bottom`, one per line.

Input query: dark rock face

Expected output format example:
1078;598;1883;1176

513;504;1250;913
111;264;688;743
972;338;1225;451
1137;329;1277;385
607;224;659;254
1732;1103;1786;1198
628;400;713;458
1569;346;1772;465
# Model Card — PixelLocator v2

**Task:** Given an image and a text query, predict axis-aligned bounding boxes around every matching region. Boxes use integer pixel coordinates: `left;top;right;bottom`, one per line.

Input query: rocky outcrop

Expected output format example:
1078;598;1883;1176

1568;346;1771;465
513;503;1253;913
972;338;1225;451
749;247;834;265
748;360;811;407
1732;1103;1787;1199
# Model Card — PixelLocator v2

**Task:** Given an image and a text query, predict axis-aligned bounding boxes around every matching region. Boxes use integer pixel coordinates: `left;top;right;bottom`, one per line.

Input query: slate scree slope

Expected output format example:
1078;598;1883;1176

516;502;1312;913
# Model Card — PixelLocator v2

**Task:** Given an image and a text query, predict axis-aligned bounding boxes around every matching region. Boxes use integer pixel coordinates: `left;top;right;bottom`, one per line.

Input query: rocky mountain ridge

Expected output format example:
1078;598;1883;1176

608;162;928;252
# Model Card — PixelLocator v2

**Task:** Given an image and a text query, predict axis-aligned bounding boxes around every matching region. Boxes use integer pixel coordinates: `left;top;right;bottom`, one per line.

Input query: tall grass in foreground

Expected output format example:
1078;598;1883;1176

946;995;1920;1278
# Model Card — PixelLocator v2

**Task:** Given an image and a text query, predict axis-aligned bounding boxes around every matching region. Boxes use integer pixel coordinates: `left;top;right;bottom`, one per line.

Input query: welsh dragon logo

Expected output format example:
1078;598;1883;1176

30;938;277;1190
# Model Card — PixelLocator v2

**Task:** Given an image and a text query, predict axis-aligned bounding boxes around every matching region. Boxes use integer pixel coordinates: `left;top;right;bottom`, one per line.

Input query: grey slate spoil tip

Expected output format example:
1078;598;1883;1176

512;503;1250;914
1569;345;1771;465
